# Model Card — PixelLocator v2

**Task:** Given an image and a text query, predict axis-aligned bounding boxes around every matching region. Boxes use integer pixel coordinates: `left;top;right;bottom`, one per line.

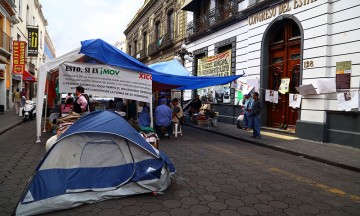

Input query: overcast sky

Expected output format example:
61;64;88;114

41;0;144;57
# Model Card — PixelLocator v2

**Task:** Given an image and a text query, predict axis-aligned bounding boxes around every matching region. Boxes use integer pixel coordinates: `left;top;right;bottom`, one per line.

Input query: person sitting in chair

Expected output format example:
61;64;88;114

171;98;183;124
155;98;173;139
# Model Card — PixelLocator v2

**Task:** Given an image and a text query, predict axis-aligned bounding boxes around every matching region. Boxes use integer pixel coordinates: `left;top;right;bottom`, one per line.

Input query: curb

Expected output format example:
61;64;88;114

0;121;23;136
185;123;360;173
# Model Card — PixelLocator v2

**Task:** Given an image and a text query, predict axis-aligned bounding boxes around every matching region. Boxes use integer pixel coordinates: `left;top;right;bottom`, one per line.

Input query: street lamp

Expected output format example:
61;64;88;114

174;44;193;108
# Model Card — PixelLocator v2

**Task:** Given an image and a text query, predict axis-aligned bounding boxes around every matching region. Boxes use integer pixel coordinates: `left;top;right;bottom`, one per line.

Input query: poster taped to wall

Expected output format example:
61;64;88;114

314;79;336;94
289;94;302;108
265;90;278;104
197;50;232;104
337;91;359;111
278;78;290;94
247;78;259;92
236;80;253;95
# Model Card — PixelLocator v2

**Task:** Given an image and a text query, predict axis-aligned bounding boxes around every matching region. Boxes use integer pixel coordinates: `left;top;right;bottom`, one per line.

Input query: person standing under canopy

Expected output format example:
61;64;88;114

73;86;90;116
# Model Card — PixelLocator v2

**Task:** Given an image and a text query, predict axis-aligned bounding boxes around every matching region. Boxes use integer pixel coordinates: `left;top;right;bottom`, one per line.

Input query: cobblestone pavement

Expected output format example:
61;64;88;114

1;121;360;216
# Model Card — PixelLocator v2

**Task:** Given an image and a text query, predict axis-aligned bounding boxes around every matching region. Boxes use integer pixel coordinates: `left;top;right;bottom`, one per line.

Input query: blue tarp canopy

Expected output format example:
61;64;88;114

149;60;190;76
80;39;242;90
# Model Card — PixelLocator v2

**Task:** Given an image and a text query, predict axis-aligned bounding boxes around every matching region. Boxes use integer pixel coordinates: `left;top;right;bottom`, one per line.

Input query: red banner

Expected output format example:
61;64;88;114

12;41;26;74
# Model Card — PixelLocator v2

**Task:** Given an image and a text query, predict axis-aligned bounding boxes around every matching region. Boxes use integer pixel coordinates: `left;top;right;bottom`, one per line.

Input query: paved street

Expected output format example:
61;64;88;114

1;121;360;216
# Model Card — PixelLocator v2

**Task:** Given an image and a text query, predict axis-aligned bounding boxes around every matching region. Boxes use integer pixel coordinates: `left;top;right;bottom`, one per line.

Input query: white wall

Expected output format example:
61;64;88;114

185;0;360;124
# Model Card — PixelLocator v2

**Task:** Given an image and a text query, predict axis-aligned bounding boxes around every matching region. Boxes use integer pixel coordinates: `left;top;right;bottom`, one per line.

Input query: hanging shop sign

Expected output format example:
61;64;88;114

59;62;152;103
27;27;39;57
336;61;351;89
12;41;26;74
248;0;318;26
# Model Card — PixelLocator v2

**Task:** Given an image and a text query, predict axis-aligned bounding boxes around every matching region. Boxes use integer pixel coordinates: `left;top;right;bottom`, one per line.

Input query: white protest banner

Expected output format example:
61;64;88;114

337;91;359;111
59;62;152;103
295;84;317;95
278;78;290;94
314;79;336;94
289;94;302;108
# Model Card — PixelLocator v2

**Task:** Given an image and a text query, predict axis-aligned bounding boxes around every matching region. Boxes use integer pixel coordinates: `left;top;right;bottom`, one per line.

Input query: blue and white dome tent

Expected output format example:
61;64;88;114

15;110;175;216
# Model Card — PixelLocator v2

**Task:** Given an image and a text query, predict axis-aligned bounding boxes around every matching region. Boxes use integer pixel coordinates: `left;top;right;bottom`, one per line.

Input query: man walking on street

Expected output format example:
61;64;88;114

251;92;262;139
242;93;253;130
13;88;21;115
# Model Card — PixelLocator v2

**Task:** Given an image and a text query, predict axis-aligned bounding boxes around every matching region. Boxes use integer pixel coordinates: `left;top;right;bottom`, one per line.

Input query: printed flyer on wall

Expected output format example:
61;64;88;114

289;93;302;108
265;90;278;104
337;90;359;111
278;78;290;94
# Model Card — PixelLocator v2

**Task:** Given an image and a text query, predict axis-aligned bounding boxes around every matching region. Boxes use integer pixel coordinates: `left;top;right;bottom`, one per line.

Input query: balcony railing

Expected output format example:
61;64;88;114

187;0;238;38
148;40;158;56
136;49;147;61
0;29;11;53
147;32;174;56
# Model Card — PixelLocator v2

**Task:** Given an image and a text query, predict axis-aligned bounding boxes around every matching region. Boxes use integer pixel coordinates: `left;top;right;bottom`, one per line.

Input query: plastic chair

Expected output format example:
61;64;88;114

173;123;182;137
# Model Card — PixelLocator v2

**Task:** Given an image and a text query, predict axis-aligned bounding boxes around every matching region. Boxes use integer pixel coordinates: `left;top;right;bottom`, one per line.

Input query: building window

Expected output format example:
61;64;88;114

143;32;147;50
17;34;21;41
128;45;131;55
155;21;160;41
134;40;137;56
26;5;29;24
18;0;22;18
168;10;174;40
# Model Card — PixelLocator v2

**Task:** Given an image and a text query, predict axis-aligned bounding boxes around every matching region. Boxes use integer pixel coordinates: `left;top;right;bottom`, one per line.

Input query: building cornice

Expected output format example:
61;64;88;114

124;0;156;35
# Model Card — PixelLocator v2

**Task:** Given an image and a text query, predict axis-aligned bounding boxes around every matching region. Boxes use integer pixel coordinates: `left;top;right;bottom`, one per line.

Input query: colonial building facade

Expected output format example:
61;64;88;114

182;0;360;147
0;0;16;111
124;0;187;65
10;0;52;102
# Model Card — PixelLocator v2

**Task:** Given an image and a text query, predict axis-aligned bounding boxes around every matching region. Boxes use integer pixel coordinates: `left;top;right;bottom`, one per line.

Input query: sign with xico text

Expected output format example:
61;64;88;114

59;62;152;103
12;41;26;74
28;27;39;57
198;50;231;77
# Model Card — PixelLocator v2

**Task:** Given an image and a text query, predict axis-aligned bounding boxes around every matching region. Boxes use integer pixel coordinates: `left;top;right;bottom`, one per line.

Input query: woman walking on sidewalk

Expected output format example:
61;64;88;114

13;88;21;115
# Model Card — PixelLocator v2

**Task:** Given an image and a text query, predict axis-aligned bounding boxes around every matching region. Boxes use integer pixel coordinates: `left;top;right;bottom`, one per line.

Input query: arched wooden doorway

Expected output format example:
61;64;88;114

267;19;301;130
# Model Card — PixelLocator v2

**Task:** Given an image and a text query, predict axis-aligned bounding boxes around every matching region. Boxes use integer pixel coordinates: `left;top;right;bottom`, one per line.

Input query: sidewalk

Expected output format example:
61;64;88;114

185;122;360;173
0;108;24;135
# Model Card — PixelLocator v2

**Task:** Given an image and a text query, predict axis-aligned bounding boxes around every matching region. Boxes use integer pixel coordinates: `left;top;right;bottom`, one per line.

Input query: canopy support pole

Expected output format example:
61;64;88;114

149;95;153;128
42;79;49;133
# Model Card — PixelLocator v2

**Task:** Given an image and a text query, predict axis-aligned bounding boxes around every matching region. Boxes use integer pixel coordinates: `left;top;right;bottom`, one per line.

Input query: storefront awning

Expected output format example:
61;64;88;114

23;70;37;82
